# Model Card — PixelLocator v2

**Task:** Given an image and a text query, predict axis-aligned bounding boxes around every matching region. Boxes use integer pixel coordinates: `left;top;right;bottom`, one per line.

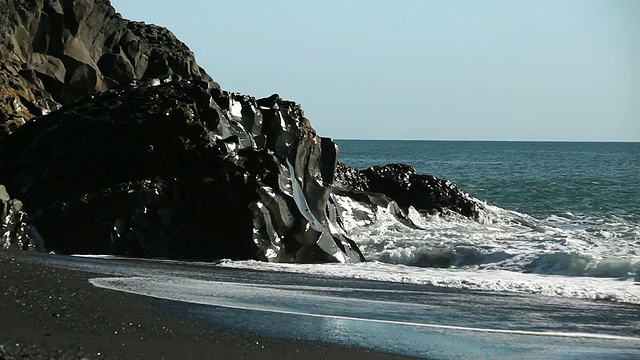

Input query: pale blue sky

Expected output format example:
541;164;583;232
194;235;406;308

110;0;639;141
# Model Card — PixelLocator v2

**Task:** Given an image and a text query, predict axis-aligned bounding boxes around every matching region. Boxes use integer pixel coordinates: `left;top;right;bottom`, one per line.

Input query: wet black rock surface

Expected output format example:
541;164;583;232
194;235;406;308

0;185;32;251
334;163;481;218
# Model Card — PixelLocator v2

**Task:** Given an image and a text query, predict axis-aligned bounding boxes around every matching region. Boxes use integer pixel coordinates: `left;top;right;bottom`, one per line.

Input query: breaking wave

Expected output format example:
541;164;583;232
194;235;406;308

219;259;640;304
333;194;640;281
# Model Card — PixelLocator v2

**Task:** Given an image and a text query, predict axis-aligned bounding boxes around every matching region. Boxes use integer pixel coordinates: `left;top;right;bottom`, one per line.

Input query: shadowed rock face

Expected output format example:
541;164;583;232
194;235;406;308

0;0;215;137
0;80;364;262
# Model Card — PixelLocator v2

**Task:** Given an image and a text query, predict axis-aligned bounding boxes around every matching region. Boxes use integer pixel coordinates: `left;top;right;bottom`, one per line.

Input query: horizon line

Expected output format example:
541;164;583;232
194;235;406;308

333;138;640;143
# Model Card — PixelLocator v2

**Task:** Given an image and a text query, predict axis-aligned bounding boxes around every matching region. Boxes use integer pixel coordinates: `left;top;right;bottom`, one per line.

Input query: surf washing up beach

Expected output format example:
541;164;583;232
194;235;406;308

55;140;640;359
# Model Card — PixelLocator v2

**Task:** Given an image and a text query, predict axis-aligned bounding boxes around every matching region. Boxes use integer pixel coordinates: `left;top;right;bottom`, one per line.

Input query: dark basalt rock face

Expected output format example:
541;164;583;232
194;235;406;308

334;162;482;218
0;0;216;137
0;80;364;262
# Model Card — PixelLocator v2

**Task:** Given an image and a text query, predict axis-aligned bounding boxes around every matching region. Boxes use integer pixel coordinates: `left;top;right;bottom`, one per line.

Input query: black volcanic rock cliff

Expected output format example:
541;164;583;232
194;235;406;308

0;80;364;262
0;0;482;263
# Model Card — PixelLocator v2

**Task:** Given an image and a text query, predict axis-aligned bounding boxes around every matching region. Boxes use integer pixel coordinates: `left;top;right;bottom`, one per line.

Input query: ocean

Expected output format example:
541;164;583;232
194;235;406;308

222;140;640;304
336;140;639;220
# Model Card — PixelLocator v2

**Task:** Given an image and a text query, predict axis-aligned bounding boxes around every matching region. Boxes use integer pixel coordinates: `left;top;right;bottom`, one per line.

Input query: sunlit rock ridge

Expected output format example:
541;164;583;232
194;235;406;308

0;0;481;262
0;0;214;136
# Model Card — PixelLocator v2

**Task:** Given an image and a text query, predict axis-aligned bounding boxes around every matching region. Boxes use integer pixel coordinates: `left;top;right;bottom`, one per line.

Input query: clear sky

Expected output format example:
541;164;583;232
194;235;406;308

110;0;639;141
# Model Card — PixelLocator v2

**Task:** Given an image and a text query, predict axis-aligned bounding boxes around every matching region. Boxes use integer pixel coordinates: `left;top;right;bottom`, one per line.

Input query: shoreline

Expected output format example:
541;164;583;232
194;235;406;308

0;251;414;359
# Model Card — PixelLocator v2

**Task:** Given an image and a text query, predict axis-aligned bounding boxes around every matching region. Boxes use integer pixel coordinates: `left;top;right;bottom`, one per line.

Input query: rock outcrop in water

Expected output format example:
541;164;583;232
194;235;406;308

334;163;480;218
0;0;481;263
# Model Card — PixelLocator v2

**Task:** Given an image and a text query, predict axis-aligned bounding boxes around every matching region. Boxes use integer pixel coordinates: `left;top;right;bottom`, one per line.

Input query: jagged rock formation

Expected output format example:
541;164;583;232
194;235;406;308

0;0;482;263
0;80;364;262
334;163;481;218
0;185;33;251
0;0;216;137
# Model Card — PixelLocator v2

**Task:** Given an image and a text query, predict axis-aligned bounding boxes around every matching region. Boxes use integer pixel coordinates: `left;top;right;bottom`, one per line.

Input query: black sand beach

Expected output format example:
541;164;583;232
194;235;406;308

0;252;413;359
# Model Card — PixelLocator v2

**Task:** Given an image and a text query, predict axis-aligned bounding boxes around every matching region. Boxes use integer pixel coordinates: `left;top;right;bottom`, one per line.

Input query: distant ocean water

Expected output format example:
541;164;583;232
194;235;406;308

221;140;640;304
335;140;640;220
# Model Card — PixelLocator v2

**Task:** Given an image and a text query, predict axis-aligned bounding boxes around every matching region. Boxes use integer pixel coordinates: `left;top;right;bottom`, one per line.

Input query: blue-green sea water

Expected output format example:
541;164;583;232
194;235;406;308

335;140;639;220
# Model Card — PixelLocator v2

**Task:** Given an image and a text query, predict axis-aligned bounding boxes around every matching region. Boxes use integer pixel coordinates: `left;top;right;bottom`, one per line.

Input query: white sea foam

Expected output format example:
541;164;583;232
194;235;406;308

219;194;640;305
218;260;640;304
332;194;640;280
